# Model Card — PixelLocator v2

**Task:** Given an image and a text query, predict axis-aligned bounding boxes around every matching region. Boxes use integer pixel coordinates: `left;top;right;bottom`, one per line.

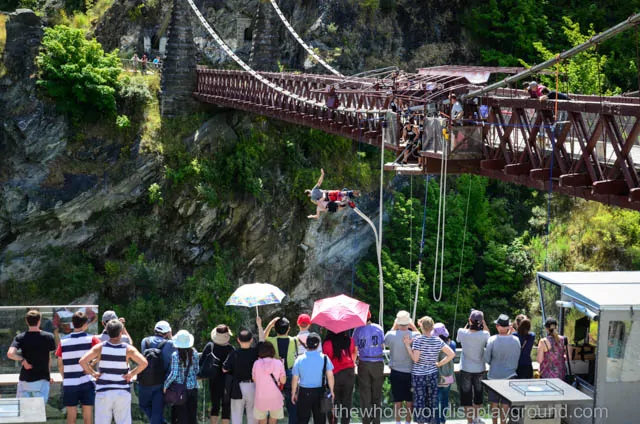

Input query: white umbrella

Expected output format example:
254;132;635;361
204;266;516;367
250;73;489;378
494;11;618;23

225;283;286;316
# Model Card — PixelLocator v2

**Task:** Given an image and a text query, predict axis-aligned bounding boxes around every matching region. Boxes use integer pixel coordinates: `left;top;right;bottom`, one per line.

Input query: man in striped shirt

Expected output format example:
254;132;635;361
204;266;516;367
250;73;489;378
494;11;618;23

56;311;101;424
79;319;148;424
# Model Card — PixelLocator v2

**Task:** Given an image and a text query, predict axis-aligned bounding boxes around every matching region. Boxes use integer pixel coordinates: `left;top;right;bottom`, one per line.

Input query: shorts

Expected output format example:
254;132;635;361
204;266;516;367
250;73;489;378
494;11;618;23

459;371;484;406
254;407;284;420
389;369;412;402
17;380;51;404
63;382;96;407
488;388;507;404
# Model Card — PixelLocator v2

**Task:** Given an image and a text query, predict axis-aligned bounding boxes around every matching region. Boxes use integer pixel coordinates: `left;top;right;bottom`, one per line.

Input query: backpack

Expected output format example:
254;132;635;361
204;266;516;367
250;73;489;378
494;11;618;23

138;339;168;386
198;348;222;379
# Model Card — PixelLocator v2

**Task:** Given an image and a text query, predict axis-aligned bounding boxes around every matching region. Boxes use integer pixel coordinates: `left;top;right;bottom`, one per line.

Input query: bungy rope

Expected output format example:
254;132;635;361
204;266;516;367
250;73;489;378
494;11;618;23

268;0;343;77
432;125;448;302
412;175;430;322
185;0;387;115
452;177;473;333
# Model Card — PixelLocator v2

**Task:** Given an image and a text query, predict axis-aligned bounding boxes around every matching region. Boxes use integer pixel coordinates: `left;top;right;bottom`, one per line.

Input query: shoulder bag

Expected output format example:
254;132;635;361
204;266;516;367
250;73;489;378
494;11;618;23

320;355;333;414
164;360;191;406
198;345;221;379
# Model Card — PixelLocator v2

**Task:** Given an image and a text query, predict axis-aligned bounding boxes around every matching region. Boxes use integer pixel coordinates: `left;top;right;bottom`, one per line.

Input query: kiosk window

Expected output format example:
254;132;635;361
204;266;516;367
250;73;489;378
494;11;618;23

606;320;640;383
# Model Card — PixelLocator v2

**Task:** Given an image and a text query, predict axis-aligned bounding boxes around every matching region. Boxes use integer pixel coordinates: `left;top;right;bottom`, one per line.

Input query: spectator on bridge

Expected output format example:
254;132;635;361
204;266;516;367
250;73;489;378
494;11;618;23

401;119;420;164
131;53;140;71
7;310;56;403
450;93;463;124
141;54;148;74
539;87;570;101
385;311;419;424
153;56;161;66
524;81;546;99
484;315;520;424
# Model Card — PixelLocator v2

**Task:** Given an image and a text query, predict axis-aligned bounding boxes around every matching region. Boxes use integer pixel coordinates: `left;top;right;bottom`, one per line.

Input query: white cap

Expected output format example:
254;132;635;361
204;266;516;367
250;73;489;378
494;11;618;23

154;320;171;334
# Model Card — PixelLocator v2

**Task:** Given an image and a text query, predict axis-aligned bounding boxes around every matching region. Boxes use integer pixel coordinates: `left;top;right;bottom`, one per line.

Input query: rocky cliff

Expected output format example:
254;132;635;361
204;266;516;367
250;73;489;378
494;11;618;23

0;0;471;332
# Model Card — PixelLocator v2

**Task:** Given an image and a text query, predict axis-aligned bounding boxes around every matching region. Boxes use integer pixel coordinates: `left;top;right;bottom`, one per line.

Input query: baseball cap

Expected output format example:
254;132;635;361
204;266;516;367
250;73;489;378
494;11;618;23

395;310;411;326
306;332;321;349
297;314;311;327
154;320;171;334
102;310;118;323
469;310;484;322
433;323;449;338
495;314;511;327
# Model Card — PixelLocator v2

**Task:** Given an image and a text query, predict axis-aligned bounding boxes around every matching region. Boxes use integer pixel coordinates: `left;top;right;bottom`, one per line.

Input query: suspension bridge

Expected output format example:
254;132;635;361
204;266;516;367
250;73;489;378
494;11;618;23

163;0;640;211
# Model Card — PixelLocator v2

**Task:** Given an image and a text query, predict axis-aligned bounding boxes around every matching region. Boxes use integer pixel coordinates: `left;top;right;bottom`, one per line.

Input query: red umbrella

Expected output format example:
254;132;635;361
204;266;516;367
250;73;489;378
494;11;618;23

311;294;370;334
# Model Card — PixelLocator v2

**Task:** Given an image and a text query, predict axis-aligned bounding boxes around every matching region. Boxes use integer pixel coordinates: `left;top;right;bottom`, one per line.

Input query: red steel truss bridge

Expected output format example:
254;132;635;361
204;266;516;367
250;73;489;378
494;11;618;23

194;68;640;211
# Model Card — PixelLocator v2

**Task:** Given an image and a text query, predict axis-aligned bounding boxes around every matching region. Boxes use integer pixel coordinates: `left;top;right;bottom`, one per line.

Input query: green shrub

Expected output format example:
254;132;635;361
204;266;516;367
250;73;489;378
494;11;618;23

36;25;122;120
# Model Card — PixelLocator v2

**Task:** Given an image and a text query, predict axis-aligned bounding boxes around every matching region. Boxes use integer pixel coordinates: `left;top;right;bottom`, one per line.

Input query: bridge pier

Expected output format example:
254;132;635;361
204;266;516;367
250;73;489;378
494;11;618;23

160;0;198;117
249;0;279;72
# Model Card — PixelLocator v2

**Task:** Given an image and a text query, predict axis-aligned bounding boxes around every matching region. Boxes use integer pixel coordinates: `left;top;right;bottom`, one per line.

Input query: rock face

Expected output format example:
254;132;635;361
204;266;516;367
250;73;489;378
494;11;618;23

0;9;69;254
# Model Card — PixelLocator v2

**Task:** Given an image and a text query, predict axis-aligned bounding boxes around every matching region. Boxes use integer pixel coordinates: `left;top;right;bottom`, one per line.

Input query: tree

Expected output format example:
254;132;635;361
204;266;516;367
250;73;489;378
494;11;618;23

36;25;122;120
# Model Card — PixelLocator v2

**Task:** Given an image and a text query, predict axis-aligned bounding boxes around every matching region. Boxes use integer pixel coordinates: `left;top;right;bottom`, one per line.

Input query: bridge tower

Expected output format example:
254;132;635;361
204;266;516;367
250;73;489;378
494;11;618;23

249;0;279;72
160;0;198;117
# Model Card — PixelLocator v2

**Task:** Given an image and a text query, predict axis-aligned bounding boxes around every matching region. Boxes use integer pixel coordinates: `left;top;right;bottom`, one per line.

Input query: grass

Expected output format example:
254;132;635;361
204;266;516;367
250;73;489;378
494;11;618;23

52;0;115;32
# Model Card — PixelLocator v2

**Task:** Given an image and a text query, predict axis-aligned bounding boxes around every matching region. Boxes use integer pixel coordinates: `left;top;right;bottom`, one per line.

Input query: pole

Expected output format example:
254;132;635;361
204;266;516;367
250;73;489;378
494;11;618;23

378;124;386;326
256;305;259;318
464;12;640;99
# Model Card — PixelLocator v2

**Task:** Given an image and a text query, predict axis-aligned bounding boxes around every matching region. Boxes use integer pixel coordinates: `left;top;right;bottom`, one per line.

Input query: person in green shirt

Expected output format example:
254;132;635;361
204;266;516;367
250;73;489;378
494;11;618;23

264;317;299;424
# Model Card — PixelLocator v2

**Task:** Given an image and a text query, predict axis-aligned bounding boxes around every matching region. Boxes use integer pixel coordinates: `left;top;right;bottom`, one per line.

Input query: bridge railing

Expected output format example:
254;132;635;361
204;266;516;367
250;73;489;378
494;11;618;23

194;68;400;149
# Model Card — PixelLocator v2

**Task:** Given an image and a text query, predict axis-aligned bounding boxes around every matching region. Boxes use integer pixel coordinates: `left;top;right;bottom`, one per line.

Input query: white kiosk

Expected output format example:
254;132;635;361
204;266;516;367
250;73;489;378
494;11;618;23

537;272;640;424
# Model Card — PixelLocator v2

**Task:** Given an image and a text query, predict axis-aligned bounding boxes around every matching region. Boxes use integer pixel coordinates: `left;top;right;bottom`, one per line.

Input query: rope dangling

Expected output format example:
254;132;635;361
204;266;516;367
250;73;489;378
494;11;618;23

412;175;430;321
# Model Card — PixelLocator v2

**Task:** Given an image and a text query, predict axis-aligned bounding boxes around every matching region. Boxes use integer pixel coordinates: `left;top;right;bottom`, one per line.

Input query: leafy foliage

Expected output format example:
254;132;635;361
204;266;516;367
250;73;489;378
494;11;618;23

36;25;122;120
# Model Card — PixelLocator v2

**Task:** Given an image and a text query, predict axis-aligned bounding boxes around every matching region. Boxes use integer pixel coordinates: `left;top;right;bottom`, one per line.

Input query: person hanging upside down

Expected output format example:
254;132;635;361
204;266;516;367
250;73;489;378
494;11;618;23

305;169;360;219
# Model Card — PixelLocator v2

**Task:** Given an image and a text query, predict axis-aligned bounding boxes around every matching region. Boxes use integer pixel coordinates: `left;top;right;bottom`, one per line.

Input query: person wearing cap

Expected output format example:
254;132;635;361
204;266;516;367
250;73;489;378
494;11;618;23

291;332;335;424
202;325;235;424
99;310;133;345
384;310;419;424
295;314;318;355
484;315;520;424
223;317;268;424
353;310;385;424
457;310;490;424
164;330;200;423
524;81;546;99
79;319;148;424
139;320;176;424
403;316;455;424
433;323;456;424
55;311;101;424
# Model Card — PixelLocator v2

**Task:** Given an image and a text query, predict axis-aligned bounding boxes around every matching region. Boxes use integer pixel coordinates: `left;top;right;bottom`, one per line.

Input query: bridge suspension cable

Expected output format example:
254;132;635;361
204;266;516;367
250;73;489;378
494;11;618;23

268;0;343;77
185;0;387;115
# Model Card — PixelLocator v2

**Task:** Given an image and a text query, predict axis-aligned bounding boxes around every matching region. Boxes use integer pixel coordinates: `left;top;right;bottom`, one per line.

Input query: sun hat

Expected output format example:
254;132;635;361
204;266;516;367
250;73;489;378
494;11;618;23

433;323;449;338
494;314;511;327
154;320;171;334
297;314;311;327
395;310;412;326
102;310;118;323
173;330;195;349
211;325;233;345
